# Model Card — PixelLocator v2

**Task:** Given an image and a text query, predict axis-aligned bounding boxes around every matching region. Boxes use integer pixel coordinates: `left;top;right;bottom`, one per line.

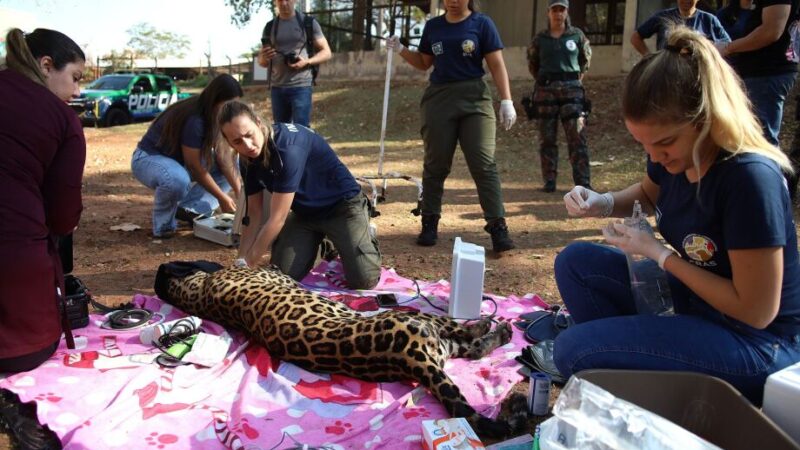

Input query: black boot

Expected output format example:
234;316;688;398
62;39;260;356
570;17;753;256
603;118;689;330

484;218;515;253
416;214;440;246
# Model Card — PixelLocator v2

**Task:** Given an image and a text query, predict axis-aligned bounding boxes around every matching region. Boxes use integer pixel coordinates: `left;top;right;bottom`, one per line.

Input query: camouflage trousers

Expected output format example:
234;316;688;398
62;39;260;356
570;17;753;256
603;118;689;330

533;80;590;186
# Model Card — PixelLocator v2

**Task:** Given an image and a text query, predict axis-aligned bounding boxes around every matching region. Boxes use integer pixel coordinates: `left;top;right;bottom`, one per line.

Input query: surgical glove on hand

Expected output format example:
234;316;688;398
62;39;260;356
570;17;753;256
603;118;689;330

386;36;404;53
563;185;614;217
602;222;667;260
498;100;517;130
234;258;248;268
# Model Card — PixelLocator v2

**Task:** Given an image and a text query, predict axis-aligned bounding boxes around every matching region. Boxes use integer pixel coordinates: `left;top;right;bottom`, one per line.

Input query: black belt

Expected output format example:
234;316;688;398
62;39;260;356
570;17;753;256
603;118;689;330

538;72;580;83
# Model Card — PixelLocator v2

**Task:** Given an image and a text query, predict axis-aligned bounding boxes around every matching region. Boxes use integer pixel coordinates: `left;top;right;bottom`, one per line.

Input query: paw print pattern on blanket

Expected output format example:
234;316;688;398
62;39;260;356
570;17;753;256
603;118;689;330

33;392;62;403
325;420;353;435
402;406;431;419
144;431;179;448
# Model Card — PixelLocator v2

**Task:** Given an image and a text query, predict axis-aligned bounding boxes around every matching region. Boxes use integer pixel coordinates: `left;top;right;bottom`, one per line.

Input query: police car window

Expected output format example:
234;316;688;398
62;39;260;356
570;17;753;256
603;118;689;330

86;75;132;90
155;77;172;91
135;78;154;92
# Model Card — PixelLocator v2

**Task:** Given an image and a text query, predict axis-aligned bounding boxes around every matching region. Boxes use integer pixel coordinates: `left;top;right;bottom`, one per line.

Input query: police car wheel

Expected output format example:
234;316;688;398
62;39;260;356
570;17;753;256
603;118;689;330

104;108;131;127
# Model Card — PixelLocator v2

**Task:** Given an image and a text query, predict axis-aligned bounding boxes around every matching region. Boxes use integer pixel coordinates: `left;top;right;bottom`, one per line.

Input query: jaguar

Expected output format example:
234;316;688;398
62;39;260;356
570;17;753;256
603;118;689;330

154;261;528;438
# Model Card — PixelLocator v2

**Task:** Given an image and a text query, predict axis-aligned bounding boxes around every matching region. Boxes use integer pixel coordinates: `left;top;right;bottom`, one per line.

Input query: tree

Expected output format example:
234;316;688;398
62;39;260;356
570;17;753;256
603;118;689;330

241;44;261;65
126;23;190;69
100;48;138;74
226;0;276;27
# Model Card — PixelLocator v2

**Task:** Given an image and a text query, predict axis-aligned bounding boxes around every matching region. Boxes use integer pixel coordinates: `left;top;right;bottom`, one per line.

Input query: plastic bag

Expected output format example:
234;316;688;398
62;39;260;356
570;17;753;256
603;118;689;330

537;377;721;450
624;201;674;316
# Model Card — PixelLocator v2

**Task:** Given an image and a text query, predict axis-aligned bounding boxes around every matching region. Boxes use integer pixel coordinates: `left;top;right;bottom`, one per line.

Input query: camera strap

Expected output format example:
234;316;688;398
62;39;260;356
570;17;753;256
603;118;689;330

51;235;76;349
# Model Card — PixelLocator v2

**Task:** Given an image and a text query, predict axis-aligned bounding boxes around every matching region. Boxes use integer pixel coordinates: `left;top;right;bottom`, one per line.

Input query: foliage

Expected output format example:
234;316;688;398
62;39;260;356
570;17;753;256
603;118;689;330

226;0;275;27
177;74;211;88
223;0;427;51
99;48;138;73
126;23;191;67
241;44;261;63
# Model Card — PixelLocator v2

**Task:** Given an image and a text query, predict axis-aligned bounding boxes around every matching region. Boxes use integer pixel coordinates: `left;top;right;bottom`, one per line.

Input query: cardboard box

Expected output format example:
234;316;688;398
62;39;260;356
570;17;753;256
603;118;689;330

577;370;799;450
422;418;485;450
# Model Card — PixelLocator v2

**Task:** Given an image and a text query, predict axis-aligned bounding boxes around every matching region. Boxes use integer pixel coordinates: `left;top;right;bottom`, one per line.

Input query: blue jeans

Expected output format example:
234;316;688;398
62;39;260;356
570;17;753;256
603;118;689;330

553;241;800;404
743;73;797;147
271;86;313;127
131;148;231;236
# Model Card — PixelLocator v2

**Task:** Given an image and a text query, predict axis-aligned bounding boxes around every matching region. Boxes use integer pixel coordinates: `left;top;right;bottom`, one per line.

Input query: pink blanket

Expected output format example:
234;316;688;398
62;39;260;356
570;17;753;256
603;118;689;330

0;261;546;449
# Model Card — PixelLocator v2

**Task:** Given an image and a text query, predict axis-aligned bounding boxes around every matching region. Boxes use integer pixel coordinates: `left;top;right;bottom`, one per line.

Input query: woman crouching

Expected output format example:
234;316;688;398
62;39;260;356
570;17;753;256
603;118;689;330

218;101;381;289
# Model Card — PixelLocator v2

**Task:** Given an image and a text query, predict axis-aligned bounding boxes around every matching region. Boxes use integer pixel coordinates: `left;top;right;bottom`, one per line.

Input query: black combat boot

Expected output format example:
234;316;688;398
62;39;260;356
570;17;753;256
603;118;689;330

416;214;440;246
484;218;515;253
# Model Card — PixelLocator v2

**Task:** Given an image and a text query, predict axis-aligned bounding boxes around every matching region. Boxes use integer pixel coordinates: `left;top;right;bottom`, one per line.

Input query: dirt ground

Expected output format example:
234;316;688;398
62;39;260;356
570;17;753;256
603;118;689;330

2;75;799;449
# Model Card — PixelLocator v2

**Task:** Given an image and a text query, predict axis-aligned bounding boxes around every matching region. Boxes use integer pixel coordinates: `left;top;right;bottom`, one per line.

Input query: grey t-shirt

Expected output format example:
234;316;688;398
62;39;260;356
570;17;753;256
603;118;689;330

265;12;324;88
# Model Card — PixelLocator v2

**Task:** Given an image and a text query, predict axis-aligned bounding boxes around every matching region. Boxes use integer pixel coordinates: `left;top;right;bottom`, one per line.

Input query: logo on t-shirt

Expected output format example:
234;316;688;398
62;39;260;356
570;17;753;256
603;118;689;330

566;40;577;51
432;42;444;55
682;234;718;267
461;39;476;56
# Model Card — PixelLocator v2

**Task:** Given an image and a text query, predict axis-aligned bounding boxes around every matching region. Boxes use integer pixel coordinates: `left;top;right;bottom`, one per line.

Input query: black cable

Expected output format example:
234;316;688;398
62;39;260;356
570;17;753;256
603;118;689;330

391;280;499;324
104;309;154;330
153;318;199;353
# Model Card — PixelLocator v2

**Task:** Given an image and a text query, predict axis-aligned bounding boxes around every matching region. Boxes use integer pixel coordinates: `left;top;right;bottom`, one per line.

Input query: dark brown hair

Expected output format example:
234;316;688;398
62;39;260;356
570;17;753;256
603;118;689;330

156;73;243;165
4;28;85;86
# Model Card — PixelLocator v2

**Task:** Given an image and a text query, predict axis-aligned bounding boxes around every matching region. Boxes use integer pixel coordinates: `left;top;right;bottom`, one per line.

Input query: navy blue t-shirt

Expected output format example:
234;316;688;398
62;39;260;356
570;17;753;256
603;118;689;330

647;152;800;333
136;113;205;165
716;0;798;77
243;123;361;217
418;12;503;84
637;8;730;50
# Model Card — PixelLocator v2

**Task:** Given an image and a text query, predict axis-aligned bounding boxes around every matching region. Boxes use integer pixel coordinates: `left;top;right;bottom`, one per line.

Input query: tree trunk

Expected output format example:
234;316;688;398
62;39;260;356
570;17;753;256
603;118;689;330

352;0;366;50
364;0;374;51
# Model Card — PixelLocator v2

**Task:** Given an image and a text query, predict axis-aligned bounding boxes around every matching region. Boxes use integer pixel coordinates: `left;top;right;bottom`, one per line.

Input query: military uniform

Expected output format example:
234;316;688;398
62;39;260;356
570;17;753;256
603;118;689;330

527;25;592;189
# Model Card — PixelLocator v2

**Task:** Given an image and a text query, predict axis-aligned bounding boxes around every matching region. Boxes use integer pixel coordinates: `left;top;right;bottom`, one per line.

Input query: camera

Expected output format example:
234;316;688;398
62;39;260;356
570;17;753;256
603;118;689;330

284;52;300;65
62;274;90;329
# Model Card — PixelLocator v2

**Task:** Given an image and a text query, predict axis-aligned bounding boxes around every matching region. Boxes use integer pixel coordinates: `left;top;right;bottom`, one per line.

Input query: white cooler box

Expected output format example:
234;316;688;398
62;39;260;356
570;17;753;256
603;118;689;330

763;360;800;446
193;214;238;247
448;237;485;320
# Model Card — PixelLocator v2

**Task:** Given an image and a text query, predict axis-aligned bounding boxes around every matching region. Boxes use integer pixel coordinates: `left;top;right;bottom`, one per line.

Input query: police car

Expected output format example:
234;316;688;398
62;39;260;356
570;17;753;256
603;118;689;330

69;72;191;127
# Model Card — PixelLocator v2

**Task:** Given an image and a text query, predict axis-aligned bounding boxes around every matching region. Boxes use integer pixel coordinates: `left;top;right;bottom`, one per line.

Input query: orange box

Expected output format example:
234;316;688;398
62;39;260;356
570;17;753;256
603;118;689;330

422;418;486;450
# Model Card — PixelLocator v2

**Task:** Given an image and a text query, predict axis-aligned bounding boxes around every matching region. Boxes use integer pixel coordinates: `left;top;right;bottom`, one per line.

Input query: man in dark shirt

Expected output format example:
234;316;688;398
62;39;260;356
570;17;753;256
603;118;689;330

631;0;730;54
720;0;798;148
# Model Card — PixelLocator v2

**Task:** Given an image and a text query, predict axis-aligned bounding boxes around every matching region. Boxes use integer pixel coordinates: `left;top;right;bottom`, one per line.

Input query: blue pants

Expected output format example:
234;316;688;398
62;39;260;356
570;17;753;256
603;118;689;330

131;148;231;236
271;86;313;127
553;241;800;404
743;72;797;147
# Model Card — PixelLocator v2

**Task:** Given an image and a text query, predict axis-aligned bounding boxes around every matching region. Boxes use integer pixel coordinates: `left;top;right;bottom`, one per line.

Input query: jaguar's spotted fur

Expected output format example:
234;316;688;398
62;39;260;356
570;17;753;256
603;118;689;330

154;262;528;438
